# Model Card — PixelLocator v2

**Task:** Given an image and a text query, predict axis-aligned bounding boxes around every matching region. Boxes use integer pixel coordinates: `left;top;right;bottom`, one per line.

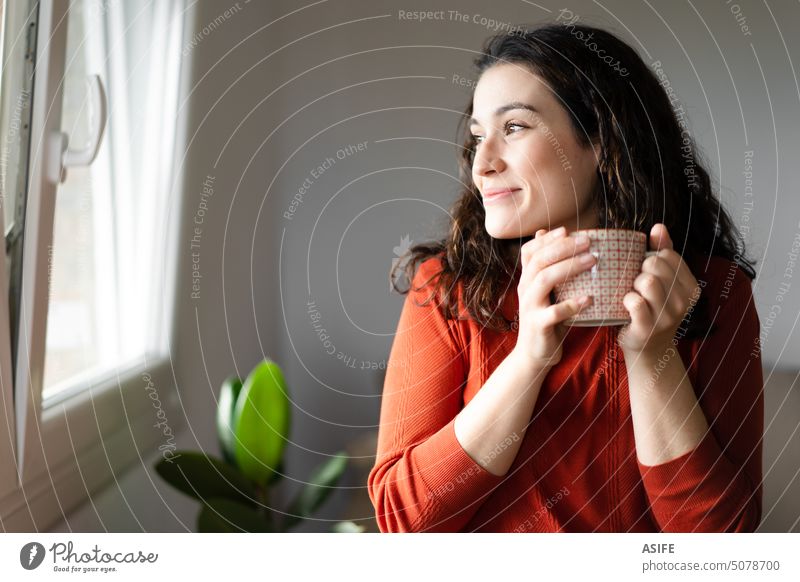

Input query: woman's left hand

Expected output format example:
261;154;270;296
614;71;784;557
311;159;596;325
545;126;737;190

617;223;702;356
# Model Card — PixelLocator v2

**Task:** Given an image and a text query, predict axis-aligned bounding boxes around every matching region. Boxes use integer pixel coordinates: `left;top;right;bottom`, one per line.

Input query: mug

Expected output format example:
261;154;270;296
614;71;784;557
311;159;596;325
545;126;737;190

553;228;658;327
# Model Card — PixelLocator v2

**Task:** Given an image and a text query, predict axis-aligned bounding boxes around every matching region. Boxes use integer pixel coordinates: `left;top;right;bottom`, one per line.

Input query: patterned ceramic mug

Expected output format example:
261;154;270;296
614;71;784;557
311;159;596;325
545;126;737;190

553;229;658;326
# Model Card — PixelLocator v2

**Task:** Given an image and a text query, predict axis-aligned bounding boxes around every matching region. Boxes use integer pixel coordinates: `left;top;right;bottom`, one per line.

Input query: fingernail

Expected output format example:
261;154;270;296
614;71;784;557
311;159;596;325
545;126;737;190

555;226;567;236
575;235;590;246
579;252;595;263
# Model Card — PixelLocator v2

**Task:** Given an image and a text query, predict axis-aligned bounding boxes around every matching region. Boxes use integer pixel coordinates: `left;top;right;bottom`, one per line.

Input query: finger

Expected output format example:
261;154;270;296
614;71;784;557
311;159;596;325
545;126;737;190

521;226;568;266
667;273;701;321
522;229;549;265
535;225;570;248
539;294;593;327
522;230;590;282
642;250;679;276
649;223;673;252
644;248;681;276
642;251;694;309
674;254;698;287
622;290;654;333
527;251;597;308
640;259;676;294
632;272;668;325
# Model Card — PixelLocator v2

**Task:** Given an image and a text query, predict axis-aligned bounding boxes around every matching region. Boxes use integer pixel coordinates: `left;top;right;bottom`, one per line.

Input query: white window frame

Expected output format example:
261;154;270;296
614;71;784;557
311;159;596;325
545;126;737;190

0;191;16;504
0;0;189;530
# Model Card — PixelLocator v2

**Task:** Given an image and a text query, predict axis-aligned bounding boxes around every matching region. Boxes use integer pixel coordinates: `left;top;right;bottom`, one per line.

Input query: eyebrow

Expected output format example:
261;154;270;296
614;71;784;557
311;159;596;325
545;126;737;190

469;102;538;126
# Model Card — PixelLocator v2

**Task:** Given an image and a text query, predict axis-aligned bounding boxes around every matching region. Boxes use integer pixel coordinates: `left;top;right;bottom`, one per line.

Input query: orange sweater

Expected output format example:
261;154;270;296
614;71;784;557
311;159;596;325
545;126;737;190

368;254;763;532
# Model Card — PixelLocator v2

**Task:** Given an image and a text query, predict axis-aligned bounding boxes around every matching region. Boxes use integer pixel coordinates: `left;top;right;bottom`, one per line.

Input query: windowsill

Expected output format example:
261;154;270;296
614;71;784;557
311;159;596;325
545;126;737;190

39;353;169;423
1;356;182;530
41;353;157;408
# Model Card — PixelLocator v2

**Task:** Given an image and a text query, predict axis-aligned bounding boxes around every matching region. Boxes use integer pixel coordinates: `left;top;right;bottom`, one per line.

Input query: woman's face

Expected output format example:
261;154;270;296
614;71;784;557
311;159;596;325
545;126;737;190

470;63;601;238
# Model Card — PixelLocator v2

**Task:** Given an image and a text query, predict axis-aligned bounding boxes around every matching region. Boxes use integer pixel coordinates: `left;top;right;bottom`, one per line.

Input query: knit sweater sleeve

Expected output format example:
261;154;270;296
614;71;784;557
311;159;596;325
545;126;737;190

637;265;764;532
367;258;505;532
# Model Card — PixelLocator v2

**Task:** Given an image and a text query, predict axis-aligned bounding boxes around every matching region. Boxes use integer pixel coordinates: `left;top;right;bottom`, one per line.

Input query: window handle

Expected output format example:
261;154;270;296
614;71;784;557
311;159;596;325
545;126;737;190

46;74;108;184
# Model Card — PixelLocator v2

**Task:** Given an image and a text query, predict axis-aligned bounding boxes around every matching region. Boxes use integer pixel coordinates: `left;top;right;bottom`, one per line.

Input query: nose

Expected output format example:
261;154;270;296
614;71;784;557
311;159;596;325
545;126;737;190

472;136;507;177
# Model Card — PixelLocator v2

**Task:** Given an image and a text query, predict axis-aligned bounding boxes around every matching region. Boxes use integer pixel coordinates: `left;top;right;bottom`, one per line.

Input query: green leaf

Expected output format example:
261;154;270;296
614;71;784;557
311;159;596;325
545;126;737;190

216;376;243;466
155;451;256;506
197;497;275;532
283;451;348;531
331;521;365;533
233;359;290;486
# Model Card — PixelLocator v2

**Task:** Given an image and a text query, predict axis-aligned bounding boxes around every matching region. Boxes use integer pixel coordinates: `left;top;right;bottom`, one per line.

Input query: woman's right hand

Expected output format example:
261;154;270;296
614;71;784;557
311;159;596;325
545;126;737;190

513;226;597;370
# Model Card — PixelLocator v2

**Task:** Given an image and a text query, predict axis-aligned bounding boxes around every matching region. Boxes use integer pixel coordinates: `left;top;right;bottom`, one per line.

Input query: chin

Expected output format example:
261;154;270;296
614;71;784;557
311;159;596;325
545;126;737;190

483;221;533;240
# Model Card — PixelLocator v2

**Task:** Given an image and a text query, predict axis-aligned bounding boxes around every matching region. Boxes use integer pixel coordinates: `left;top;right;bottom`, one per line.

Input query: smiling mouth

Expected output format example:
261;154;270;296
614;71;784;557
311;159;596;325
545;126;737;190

483;188;521;202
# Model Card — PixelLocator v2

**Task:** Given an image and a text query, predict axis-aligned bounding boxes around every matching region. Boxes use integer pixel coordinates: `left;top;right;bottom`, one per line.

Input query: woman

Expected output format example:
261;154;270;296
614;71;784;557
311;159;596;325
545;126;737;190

367;24;763;532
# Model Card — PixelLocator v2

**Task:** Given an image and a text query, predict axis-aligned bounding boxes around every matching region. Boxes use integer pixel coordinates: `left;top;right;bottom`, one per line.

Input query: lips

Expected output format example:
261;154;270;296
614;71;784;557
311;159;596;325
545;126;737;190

483;188;521;202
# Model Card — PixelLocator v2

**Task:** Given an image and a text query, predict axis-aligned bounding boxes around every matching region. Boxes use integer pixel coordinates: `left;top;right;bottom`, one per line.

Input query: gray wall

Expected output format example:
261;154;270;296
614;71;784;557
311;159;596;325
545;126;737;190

53;0;799;532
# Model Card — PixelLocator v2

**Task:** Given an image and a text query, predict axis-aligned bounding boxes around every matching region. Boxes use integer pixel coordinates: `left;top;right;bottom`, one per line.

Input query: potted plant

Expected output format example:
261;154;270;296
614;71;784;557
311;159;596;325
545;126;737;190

155;358;364;532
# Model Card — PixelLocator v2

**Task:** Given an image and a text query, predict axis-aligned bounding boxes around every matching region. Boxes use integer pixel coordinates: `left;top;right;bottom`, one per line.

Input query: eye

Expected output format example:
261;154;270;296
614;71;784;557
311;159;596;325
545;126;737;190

470;121;527;145
504;121;527;134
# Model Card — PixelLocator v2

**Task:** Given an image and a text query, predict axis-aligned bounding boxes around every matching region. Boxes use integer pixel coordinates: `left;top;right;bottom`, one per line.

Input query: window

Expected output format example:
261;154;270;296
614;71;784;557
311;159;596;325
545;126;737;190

42;0;180;402
0;0;185;527
0;0;38;505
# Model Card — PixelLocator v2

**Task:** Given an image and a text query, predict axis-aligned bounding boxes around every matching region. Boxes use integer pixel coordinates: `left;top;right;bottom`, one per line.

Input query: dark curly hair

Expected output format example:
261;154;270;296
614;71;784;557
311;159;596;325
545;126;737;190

390;23;756;336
